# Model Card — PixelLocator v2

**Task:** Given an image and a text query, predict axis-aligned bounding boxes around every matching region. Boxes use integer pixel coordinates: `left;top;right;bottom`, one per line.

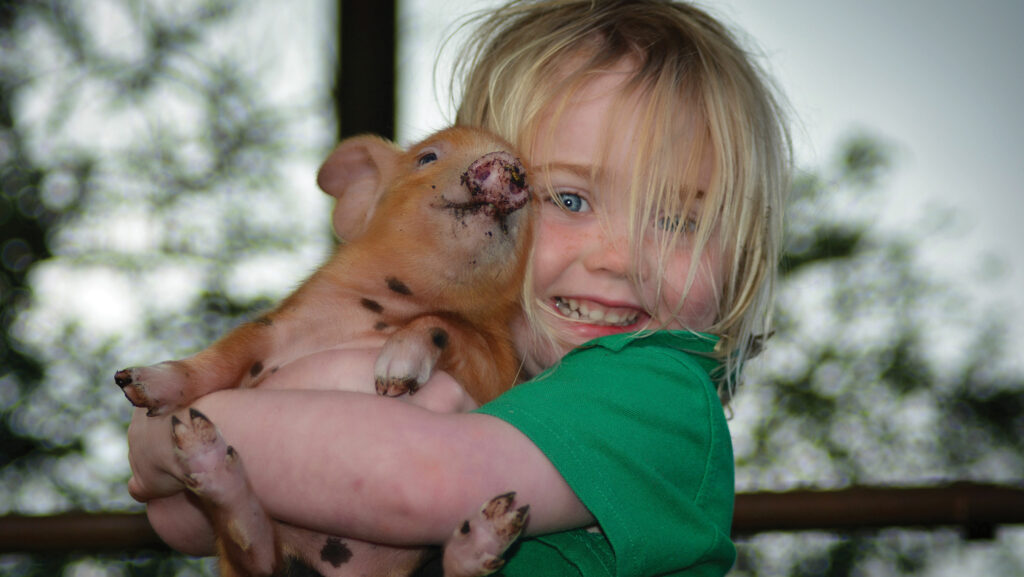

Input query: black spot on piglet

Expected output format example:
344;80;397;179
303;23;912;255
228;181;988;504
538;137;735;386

430;328;449;350
386;276;413;295
321;537;353;567
361;298;384;314
281;556;327;577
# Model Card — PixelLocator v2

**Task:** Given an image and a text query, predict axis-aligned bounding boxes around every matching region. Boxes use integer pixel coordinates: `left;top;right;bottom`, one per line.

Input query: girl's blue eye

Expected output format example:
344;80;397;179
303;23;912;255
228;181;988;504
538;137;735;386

417;151;438;166
555;192;590;213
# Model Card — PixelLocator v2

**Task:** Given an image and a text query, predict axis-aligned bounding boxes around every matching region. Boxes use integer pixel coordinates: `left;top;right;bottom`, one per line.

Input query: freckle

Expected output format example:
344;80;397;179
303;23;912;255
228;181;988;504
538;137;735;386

249;362;263;377
360;298;384;313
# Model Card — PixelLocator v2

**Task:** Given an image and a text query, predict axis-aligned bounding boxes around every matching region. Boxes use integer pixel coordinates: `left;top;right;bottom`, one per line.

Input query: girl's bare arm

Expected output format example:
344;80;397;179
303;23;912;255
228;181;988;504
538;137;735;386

127;347;592;553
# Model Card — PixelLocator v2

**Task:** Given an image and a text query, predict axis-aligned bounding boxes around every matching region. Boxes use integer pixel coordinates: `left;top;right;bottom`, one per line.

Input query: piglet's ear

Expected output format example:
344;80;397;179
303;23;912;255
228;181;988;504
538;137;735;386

317;135;402;241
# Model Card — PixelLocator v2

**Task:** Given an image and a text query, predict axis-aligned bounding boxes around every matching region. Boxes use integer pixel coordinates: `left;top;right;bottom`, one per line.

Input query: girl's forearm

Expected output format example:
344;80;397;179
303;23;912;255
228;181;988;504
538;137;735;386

137;388;592;547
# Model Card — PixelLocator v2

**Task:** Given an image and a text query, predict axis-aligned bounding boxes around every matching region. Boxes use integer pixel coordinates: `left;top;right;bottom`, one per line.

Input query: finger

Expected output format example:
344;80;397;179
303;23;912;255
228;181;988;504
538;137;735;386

127;475;149;503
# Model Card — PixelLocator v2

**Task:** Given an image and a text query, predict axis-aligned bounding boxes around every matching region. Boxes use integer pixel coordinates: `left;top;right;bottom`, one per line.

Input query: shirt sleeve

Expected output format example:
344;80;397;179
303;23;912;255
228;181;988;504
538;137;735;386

475;335;736;576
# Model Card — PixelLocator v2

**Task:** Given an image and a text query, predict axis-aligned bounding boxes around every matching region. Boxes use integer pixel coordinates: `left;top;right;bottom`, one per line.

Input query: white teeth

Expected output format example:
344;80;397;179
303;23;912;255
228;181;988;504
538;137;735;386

554;297;638;326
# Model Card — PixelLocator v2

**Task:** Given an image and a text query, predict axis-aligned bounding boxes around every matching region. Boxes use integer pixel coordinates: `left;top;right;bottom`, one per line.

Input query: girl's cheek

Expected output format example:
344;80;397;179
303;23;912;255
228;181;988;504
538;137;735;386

680;290;720;330
530;218;579;289
657;255;722;330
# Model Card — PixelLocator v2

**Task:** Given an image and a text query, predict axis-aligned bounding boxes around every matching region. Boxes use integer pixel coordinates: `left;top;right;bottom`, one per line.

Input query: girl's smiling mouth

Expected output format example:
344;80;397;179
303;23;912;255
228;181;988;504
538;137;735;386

552;296;644;327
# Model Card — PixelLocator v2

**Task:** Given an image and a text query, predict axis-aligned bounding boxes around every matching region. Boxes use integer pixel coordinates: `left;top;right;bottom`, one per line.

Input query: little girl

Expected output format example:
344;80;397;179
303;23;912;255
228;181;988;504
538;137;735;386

126;1;791;575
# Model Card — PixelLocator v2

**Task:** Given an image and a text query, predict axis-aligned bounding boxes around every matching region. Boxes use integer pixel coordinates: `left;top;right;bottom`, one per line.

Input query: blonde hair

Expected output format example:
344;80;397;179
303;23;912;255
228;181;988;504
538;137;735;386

450;0;791;401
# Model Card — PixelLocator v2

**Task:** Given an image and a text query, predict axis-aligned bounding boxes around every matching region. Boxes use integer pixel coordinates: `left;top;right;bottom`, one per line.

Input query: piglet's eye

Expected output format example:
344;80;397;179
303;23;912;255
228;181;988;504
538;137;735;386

416;151;438;166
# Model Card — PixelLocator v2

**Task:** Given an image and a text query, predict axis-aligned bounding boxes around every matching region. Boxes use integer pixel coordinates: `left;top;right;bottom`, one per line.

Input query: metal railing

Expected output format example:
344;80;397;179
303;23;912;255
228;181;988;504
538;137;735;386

1;483;1022;553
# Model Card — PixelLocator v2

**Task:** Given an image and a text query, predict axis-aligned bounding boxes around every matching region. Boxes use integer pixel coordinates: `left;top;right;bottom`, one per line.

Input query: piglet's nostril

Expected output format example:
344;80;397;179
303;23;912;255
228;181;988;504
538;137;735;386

460;151;530;216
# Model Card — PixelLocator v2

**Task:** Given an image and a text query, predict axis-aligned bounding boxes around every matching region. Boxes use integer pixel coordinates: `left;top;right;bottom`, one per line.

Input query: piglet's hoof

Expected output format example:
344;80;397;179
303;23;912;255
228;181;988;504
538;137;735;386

374;324;445;397
114;363;185;416
171;408;241;499
443;492;529;577
115;368;151;409
375;376;421;397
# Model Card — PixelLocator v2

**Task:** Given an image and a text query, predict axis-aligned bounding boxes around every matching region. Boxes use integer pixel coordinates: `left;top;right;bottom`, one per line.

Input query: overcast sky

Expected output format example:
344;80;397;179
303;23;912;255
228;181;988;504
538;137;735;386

711;0;1024;296
398;0;1024;351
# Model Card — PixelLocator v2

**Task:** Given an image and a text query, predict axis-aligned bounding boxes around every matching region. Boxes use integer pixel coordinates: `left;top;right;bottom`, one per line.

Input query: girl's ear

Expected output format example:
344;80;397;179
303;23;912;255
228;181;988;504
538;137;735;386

316;135;403;241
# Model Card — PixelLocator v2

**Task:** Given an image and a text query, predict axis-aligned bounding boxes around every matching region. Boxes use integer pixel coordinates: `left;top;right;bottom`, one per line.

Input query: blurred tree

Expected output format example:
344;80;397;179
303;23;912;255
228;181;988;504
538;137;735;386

1;0;52;480
1;1;1022;576
729;134;1024;576
0;0;334;574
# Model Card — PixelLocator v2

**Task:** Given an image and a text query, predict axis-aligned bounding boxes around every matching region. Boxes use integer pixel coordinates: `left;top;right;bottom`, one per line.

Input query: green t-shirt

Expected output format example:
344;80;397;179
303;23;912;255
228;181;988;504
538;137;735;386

474;331;736;577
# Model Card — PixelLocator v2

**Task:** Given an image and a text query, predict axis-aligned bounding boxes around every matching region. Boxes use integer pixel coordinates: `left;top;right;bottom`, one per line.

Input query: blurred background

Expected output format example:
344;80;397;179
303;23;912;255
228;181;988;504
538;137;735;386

0;0;1021;575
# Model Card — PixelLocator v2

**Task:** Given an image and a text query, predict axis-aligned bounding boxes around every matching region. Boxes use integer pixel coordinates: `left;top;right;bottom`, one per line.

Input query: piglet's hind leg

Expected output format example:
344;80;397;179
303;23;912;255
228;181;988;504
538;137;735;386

442;492;529;577
172;409;280;577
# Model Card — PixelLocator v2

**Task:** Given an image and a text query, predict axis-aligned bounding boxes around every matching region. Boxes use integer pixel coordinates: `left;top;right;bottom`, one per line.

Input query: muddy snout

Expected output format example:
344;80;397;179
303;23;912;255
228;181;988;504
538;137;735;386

460;151;530;216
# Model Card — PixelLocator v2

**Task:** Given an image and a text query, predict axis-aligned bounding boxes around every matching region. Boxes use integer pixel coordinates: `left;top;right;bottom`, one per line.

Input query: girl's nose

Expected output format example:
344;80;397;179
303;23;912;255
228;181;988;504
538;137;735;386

581;226;631;277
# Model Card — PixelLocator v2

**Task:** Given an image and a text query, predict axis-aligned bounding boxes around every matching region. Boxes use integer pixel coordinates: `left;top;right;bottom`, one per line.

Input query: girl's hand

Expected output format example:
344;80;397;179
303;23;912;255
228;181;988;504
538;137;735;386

144;493;218;556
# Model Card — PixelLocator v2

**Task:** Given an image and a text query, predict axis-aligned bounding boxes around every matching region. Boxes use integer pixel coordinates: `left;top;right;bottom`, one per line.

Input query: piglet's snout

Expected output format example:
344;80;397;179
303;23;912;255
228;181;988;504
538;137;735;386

460;151;529;216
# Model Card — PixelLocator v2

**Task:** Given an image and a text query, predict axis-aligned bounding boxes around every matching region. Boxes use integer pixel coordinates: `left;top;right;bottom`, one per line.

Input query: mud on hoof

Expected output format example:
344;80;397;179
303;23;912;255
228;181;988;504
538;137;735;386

375;375;422;397
442;492;529;577
115;362;188;416
171;408;243;500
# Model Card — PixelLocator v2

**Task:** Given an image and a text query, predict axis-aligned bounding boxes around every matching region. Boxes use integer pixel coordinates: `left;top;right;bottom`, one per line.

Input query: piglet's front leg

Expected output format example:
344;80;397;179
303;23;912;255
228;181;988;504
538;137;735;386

374;314;517;406
373;315;456;398
115;360;196;417
116;318;279;416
